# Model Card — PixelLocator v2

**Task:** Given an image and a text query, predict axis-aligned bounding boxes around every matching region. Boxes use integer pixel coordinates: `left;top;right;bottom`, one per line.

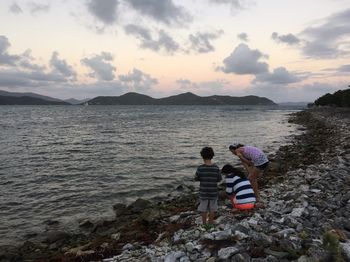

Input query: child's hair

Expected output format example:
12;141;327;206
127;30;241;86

200;147;215;160
228;144;244;151
221;164;245;179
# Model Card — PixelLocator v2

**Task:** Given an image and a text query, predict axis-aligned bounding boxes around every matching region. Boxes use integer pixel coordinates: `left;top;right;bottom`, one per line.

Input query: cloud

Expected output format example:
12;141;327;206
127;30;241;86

124;24;179;54
189;31;223;53
337;64;350;72
175;78;229;96
209;0;243;9
18;49;46;71
237;32;249;42
81;52;116;81
176;79;197;89
0;68;72;88
9;3;23;14
300;8;350;59
119;68;158;93
218;43;269;75
86;0;119;25
271;32;300;45
50;52;77;80
0;35;20;66
253;67;305;85
127;0;191;26
28;2;50;15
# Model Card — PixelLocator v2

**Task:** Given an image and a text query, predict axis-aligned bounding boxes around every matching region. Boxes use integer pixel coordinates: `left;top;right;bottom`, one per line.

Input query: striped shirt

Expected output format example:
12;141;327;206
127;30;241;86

226;174;256;204
195;164;222;200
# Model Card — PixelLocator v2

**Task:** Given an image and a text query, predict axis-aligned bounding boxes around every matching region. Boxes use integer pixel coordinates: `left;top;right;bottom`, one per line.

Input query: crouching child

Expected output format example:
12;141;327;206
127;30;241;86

221;164;256;212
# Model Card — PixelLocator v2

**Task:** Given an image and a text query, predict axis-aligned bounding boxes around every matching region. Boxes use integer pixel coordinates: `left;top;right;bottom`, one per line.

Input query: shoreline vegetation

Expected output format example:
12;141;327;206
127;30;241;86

1;107;350;261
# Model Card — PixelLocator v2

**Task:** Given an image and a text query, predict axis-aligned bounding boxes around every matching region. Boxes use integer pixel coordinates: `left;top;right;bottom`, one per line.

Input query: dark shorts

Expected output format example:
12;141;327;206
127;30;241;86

256;161;269;170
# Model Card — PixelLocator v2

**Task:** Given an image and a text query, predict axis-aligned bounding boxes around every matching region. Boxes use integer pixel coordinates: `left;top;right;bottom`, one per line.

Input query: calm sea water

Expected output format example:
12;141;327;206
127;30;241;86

0;105;300;245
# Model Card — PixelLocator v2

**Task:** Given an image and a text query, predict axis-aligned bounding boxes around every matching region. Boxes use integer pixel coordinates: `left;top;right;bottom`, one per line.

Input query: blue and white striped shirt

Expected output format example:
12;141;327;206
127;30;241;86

226;174;256;204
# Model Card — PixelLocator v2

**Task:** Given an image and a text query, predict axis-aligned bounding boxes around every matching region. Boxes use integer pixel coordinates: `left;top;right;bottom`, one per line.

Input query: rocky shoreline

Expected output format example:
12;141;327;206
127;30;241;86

1;107;350;262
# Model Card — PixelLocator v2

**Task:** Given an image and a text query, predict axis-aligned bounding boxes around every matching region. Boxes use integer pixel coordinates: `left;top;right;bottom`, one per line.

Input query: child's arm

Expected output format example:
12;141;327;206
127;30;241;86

194;170;200;181
236;149;253;166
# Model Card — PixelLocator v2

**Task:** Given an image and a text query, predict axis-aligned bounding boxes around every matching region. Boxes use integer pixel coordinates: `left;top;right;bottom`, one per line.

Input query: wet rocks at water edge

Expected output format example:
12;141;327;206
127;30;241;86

1;107;350;261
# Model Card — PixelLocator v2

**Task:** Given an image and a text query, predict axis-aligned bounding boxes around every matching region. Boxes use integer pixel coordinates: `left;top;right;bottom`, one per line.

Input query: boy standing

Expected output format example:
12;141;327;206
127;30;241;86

195;147;222;226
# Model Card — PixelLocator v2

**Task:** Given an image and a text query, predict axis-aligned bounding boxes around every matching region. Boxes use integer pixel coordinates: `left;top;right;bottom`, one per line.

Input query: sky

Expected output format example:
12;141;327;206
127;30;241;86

0;0;350;102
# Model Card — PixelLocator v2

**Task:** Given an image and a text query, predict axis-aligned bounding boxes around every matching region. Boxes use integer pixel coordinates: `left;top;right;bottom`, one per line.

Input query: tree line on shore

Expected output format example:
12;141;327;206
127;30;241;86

313;88;350;107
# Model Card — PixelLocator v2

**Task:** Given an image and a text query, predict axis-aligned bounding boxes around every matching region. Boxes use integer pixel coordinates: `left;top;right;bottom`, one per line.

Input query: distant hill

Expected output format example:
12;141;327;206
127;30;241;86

64;98;91;105
0;90;64;102
0;95;70;105
314;88;350;107
88;92;276;105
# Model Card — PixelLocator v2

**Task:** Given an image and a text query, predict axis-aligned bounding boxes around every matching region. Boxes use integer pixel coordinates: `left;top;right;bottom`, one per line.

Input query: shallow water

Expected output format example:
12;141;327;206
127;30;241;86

0;105;300;245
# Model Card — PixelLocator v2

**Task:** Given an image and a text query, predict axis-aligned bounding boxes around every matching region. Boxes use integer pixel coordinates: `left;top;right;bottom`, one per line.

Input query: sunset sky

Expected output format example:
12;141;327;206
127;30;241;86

0;0;350;102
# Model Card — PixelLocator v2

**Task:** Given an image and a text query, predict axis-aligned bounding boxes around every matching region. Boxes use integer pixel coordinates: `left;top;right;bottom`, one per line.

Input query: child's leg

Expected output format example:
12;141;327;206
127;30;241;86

248;167;261;202
208;212;215;224
201;212;207;224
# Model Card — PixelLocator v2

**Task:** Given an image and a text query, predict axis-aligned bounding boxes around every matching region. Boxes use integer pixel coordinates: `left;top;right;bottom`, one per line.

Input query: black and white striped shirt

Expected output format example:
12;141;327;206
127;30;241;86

195;164;222;200
226;174;256;204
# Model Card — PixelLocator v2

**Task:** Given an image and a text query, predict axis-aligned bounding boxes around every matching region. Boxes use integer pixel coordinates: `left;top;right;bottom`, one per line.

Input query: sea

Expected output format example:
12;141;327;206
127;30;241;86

0;105;302;245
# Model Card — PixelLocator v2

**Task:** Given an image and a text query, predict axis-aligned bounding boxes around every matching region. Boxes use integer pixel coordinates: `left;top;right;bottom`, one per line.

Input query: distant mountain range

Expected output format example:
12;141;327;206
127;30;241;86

0;90;87;105
0;90;276;106
87;92;276;105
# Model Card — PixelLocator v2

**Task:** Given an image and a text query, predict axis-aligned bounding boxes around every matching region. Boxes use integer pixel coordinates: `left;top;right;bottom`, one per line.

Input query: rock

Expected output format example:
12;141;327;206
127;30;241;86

297;255;313;262
122;243;134;251
251;231;273;247
164;251;186;262
128;198;152;213
79;219;94;229
218;246;240;260
264;249;289;259
185;242;195;252
274;228;296;238
340;241;350;261
113;203;129;216
290;207;305;217
111;233;120;240
230;253;251;262
140;208;163;223
44;230;70;244
176;185;184;191
233;230;249;240
212;229;232;240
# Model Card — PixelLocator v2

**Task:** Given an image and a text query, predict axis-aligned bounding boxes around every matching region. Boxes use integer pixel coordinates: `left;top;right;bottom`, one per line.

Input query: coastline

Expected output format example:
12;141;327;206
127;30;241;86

1;107;350;262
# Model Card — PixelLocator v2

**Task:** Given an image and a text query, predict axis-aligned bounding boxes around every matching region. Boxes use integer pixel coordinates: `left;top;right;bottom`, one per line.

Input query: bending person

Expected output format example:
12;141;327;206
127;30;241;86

228;142;269;206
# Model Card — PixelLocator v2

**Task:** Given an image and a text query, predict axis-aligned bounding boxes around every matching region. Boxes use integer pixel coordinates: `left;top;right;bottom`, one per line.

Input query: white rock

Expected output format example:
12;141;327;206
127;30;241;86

185;242;195;252
169;215;180;223
164;251;186;262
218;246;240;259
212;229;232;240
310;189;321;193
275;228;296;238
122;243;134;250
233;230;249;240
290;207;305;217
341;241;350;261
111;233;120;240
